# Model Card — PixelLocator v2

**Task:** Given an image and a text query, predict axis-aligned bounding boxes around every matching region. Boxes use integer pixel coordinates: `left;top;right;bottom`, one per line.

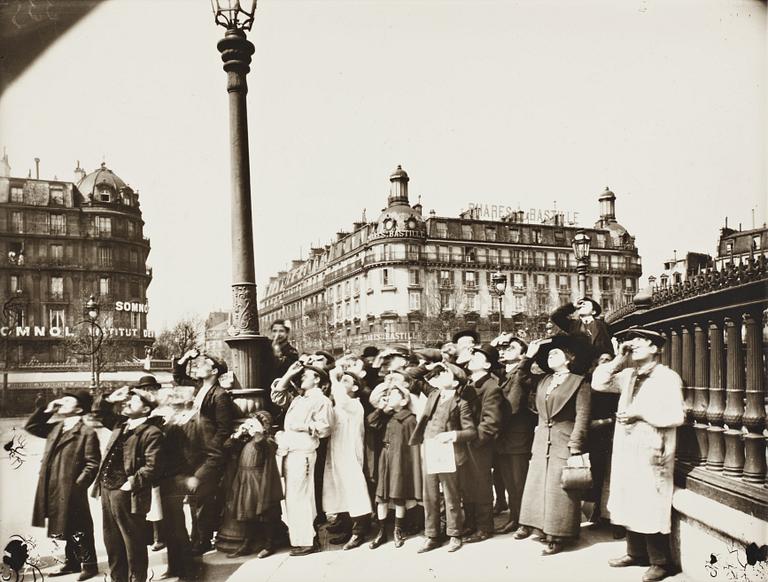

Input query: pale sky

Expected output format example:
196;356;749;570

1;0;765;331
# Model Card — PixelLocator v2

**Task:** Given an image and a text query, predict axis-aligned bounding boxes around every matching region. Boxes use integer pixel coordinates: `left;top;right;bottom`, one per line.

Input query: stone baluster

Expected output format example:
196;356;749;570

692;322;710;465
741;312;766;484
678;325;696;462
722;317;745;478
670;328;682;375
706;320;726;472
661;328;671;367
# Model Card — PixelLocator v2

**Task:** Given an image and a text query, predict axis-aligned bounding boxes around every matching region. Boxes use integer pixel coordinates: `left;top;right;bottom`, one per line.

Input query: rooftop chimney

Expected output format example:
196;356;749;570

0;148;10;178
74;160;86;184
34;157;40;179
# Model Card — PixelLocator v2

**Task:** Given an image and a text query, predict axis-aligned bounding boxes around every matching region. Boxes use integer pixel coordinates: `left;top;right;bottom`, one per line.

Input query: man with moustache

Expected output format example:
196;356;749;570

26;391;100;580
593;327;685;582
492;334;537;535
271;319;299;380
173;349;236;555
274;365;334;556
460;344;502;544
93;388;163;582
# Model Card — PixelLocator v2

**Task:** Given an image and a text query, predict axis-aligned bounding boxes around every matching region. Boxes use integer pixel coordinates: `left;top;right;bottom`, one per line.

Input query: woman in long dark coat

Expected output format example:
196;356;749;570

514;335;592;556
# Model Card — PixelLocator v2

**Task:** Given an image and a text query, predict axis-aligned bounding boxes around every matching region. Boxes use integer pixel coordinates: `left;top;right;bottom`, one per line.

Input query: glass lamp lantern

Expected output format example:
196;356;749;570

85;295;99;321
211;0;257;31
572;230;592;262
491;270;507;297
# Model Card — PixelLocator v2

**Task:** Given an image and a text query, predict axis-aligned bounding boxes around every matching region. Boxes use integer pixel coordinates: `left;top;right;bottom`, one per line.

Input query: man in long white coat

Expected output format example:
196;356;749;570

275;365;334;556
592;327;685;582
323;359;372;550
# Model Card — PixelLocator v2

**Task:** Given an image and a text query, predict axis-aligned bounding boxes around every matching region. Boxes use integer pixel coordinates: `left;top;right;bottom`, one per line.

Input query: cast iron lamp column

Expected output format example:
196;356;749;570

211;0;272;554
572;229;592;299
212;0;271;404
491;269;507;335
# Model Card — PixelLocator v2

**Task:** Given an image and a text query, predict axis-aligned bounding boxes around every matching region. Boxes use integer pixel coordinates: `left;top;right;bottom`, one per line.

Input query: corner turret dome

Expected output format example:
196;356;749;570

77;162;134;203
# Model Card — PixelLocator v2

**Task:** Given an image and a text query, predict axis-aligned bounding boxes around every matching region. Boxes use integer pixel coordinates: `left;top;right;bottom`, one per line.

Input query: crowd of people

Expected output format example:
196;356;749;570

24;297;686;582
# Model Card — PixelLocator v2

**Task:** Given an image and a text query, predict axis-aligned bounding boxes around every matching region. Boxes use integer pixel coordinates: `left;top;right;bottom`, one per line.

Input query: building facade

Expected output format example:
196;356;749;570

259;166;642;353
0;154;153;365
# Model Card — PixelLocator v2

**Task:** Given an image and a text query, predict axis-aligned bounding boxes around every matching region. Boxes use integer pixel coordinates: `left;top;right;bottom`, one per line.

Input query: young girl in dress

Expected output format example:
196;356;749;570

224;410;284;559
366;372;422;549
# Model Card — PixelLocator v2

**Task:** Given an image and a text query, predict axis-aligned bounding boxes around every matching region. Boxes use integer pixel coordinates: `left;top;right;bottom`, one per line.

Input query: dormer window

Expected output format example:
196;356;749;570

98;187;112;202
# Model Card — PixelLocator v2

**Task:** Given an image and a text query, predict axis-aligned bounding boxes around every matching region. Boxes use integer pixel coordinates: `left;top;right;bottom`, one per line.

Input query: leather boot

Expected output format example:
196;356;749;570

393;518;405;548
368;525;387;549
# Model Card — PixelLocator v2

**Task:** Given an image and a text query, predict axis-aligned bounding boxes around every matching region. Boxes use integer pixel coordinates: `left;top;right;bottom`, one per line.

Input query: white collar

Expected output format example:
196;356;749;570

439;388;456;401
61;416;81;432
125;416;148;431
580;315;595;324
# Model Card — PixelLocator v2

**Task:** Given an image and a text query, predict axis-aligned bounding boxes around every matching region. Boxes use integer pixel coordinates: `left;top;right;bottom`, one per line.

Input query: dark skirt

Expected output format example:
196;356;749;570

227;438;283;522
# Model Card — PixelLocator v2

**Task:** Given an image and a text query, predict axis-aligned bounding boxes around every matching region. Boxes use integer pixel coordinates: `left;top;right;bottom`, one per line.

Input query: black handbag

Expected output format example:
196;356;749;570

561;453;593;491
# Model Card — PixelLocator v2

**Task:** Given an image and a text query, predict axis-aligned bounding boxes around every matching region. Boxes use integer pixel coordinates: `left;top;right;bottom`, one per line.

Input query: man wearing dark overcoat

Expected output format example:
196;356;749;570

93;388;163;582
550;298;613;360
173;349;236;555
493;336;537;535
25;390;100;580
460;344;502;544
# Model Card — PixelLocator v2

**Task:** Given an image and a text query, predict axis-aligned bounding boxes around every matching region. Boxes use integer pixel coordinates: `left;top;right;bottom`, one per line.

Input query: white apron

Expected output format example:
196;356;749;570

605;364;685;534
323;384;371;518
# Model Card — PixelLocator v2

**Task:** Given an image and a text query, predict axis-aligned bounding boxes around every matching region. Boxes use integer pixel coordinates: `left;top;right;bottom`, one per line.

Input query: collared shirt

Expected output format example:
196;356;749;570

61;416;81;432
126;416;148;431
192;382;216;413
284;387;334;440
438;388;456;404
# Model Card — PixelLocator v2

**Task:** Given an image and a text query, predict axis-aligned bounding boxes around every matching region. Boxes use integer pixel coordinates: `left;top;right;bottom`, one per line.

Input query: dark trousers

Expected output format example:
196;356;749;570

333;512;371;536
101;489;148;582
314;438;328;516
463;444;494;534
188;474;221;548
492;468;507;506
424;470;463;538
626;529;671;566
494;453;530;525
159;476;193;576
62;501;97;569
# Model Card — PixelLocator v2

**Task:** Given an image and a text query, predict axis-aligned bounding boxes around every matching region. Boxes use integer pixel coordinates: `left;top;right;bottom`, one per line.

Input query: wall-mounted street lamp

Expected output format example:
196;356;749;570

572;229;592;298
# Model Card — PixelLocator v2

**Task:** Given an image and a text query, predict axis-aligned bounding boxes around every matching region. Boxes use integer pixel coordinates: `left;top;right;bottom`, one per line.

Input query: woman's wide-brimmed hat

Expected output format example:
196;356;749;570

534;333;594;375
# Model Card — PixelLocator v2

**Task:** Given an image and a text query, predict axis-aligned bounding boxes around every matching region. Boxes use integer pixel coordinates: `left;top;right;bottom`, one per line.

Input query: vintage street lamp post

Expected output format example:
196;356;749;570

211;0;273;553
84;295;102;391
211;0;272;403
572;229;592;299
491;269;507;335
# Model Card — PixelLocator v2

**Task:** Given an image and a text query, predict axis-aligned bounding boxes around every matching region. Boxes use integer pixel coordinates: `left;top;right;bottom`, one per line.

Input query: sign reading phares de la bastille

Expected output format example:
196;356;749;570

466;203;580;224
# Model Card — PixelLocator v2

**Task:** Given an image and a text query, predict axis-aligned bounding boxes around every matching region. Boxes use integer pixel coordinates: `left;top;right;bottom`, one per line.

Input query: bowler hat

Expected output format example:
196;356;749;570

577;297;602;317
615;326;666;347
414;348;442;364
313;350;336;369
472;344;500;369
62;390;93;414
133;375;161;391
452;329;479;344
362;346;380;358
381;345;410;359
534;333;594;375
